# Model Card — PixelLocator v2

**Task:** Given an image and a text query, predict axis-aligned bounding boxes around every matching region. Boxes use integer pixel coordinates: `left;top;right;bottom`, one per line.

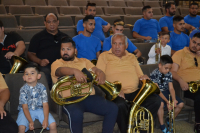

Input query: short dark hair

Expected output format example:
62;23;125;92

86;2;96;10
113;19;124;27
83;15;94;23
189;2;199;8
160;55;173;65
44;13;58;21
142;5;151;12
24;63;40;73
159;32;170;37
61;36;76;48
0;20;3;28
165;2;175;12
193;32;200;39
173;15;184;23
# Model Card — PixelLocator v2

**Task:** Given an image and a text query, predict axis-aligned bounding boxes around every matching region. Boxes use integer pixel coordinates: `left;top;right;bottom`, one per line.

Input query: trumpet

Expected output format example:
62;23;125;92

168;94;175;133
188;81;200;93
155;35;161;63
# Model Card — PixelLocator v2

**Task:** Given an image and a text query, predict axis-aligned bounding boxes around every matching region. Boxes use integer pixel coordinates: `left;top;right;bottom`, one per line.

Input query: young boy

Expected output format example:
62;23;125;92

147;32;171;64
16;64;57;133
150;55;184;133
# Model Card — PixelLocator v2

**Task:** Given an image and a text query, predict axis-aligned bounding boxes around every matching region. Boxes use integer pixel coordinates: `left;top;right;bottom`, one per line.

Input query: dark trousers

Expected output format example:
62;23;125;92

184;89;200;123
39;65;52;90
113;89;161;133
0;110;18;133
62;95;118;133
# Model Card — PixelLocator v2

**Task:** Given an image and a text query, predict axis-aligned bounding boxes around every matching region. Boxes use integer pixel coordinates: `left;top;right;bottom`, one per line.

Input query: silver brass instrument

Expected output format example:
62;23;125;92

127;79;160;133
50;70;121;105
168;94;175;133
188;81;200;93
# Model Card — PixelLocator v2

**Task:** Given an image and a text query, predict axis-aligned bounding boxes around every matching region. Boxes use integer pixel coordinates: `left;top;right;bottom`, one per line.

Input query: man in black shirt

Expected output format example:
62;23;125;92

27;13;69;89
0;20;25;74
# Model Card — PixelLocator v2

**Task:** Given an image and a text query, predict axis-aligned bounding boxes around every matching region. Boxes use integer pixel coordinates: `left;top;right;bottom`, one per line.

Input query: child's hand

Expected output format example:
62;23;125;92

29;121;34;130
42;119;48;129
155;48;161;54
167;101;172;111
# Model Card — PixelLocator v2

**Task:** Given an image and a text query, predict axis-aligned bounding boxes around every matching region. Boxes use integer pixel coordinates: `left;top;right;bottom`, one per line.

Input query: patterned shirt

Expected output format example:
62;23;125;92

150;68;172;91
18;83;48;111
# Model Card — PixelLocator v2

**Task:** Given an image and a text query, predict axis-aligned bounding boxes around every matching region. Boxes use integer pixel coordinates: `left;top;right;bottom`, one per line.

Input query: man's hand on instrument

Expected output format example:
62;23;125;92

118;91;125;99
0;105;6;119
4;52;15;59
96;71;106;85
74;69;87;83
40;59;49;67
179;79;189;91
139;75;150;81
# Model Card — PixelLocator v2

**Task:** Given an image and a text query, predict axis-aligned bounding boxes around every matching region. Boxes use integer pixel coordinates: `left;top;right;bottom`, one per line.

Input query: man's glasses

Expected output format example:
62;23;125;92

194;57;198;67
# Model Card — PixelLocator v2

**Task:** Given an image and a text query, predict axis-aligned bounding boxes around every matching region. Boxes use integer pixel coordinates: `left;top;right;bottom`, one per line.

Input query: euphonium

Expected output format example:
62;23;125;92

188;81;200;93
168;94;175;133
50;69;121;105
127;79;160;133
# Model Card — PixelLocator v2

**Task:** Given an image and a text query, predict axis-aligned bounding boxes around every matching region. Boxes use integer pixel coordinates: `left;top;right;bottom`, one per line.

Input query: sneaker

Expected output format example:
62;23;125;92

161;127;170;133
194;124;200;133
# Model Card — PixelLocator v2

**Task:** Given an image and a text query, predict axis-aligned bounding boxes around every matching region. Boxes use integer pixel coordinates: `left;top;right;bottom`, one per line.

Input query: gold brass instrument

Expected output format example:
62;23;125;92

168;94;175;133
50;69;121;105
127;79;160;133
155;35;161;63
188;81;200;93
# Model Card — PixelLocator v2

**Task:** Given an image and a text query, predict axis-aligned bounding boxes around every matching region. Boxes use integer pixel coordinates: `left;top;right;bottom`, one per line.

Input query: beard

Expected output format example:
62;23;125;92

86;29;93;34
62;54;75;61
169;11;175;16
189;46;197;54
190;12;197;17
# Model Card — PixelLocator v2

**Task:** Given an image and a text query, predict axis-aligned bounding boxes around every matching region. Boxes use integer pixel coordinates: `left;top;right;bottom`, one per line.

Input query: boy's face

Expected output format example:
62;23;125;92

23;68;41;86
158;63;172;74
160;35;170;46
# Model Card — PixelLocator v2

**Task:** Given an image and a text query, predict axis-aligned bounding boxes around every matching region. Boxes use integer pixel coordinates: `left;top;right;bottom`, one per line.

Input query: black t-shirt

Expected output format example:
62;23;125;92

28;29;69;66
0;32;24;74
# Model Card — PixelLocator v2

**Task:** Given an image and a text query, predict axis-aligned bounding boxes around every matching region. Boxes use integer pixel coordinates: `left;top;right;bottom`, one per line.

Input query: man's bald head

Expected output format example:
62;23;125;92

44;13;59;35
44;13;58;21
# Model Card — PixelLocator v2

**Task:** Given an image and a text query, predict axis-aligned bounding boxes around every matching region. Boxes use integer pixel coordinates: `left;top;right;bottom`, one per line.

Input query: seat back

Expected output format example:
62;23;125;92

58;16;74;28
2;0;24;5
126;1;143;7
109;1;126;7
48;0;68;6
60;6;82;15
123;28;133;39
0;15;18;28
69;0;87;7
104;7;124;15
124;16;142;26
91;1;108;7
101;16;121;25
0;4;7;14
9;5;33;15
152;8;162;15
20;16;45;28
125;7;143;15
60;28;77;38
140;64;157;77
25;0;46;6
143;1;160;7
35;6;58;15
82;7;104;16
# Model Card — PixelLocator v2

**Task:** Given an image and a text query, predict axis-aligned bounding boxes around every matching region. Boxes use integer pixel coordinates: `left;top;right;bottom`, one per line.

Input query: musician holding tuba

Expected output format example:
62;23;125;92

0;20;25;74
150;55;184;133
96;33;162;133
51;37;118;133
171;33;200;133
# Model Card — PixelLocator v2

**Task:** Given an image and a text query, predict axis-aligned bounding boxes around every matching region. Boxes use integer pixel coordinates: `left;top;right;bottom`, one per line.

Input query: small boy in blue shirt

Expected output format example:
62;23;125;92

16;64;57;133
150;55;184;133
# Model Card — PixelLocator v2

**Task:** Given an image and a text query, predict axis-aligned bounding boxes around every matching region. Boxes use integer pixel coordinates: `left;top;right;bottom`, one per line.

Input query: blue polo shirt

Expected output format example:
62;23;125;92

132;18;161;40
159;16;174;32
77;17;108;42
168;31;190;51
184;15;200;29
72;34;101;60
102;35;137;53
189;29;200;38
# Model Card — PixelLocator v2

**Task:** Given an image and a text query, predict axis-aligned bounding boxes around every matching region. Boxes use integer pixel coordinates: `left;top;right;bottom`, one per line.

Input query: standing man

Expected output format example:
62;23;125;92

0;20;25;74
73;15;101;60
103;19;142;58
184;3;200;30
27;13;69;89
77;3;110;45
171;32;200;133
168;15;190;55
159;2;195;32
0;73;18;133
132;6;161;43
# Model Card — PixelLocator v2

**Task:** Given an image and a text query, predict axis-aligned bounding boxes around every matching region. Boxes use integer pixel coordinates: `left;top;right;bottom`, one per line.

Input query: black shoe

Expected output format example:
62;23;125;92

194;124;200;133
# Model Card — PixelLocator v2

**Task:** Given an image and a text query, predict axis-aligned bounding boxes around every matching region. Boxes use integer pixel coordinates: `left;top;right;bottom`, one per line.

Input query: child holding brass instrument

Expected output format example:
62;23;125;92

147;32;171;64
150;55;184;133
16;64;57;133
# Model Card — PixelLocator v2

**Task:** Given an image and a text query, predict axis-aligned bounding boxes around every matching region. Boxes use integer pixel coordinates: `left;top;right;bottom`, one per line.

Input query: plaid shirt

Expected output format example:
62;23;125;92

18;83;48;111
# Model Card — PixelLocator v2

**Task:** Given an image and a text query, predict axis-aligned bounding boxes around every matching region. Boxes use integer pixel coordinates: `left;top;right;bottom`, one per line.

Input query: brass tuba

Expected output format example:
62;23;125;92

50;69;121;105
188;81;200;93
127;79;160;133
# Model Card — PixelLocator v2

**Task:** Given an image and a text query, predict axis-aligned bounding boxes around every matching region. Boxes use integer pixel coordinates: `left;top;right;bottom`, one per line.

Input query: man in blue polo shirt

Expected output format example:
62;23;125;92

184;3;200;30
168;15;190;55
132;6;161;43
73;15;101;60
77;3;110;45
103;19;142;58
159;2;195;32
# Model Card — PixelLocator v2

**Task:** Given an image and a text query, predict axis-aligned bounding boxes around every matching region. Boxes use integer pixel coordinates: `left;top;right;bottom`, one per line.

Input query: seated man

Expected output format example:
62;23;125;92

132;6;161;43
0;73;18;133
171;32;200;133
184;3;200;30
96;33;161;133
51;37;118;133
103;19;142;58
27;13;69;89
159;2;195;32
168;15;190;55
73;15;101;60
0;20;25;74
77;2;110;45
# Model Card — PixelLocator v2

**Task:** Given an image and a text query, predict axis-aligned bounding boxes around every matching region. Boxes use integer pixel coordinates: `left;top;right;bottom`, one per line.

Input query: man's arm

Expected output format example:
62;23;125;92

42;102;49;129
132;31;152;40
185;23;196;31
102;23;111;33
133;49;142;58
78;31;83;35
91;67;106;85
0;88;10;119
27;52;49;66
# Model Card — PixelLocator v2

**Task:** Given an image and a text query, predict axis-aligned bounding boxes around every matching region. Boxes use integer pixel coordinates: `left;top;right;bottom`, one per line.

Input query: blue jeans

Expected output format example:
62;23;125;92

62;95;118;133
